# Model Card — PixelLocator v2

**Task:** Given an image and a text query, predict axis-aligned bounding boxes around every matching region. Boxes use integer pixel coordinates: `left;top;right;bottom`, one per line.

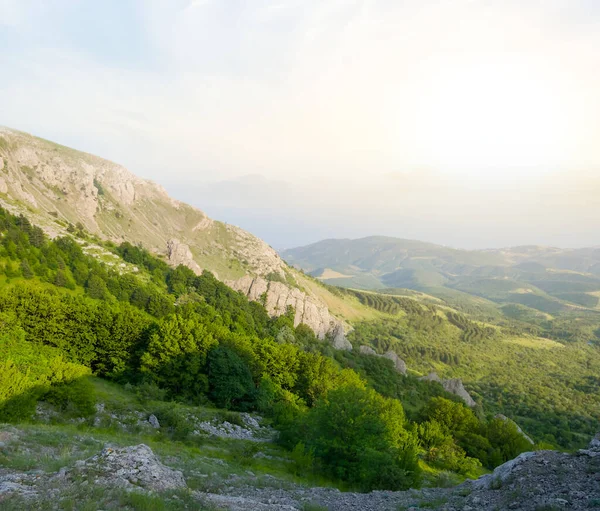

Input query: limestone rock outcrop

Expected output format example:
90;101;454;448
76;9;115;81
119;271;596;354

0;127;285;278
383;350;408;375
0;127;347;344
358;346;407;375
75;444;186;492
166;239;202;274
229;275;350;348
359;345;377;356
421;372;476;407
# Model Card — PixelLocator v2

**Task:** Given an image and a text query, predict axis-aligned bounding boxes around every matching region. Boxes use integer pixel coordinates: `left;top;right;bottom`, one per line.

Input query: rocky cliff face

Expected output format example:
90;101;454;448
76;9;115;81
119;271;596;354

228;275;351;347
0;127;346;342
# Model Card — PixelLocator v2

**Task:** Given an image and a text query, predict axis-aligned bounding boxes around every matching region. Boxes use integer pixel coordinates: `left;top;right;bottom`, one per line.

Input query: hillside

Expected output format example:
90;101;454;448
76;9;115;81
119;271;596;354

283;236;600;316
0;204;546;506
0;127;360;340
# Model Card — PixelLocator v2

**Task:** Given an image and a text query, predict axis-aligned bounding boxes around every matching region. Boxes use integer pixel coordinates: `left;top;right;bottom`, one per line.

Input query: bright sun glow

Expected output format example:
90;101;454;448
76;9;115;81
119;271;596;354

412;54;575;176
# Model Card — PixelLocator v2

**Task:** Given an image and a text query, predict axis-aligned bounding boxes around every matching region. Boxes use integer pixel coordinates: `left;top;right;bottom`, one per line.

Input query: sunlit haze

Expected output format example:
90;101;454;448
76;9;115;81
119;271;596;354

1;0;599;248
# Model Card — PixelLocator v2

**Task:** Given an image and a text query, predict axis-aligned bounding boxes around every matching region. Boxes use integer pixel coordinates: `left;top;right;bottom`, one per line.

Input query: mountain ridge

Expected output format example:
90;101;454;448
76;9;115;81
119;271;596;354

283;235;600;315
0;126;350;341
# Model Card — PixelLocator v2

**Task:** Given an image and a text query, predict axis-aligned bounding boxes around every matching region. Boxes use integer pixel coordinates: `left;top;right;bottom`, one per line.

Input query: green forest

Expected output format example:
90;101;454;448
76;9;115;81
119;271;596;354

0;207;594;492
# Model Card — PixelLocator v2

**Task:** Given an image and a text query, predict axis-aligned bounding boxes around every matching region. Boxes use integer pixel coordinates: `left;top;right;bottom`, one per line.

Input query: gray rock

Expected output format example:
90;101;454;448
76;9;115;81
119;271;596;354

166;239;202;274
471;451;538;489
383;350;407;375
359;345;377;356
228;276;350;344
579;433;600;457
358;347;407;374
420;372;476;407
76;444;186;492
148;414;160;429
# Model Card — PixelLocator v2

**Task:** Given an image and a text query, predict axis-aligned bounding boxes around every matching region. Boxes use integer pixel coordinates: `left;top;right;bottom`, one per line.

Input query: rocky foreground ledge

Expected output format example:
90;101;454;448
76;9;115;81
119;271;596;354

0;429;599;510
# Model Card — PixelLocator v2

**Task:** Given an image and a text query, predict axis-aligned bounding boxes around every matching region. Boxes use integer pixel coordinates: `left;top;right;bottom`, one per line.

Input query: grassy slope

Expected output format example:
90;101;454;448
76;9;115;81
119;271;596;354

0;377;470;510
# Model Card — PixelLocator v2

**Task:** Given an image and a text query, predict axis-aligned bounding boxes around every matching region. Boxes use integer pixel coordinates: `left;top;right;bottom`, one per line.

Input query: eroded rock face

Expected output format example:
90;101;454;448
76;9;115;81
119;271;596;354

383;350;407;375
229;276;350;347
442;378;476;407
358;346;407;375
166;239;202;274
420;372;476;407
0;128;285;279
75;444;186;492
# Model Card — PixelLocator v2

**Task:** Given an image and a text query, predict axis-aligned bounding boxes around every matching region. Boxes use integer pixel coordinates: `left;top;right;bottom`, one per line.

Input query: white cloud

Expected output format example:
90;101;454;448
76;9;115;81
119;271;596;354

1;1;600;247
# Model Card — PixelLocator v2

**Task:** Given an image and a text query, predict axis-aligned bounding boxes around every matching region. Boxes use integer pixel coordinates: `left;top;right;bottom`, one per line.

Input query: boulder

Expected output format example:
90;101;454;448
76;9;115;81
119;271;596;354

76;444;186;492
579;433;600;457
471;451;538;490
148;414;160;429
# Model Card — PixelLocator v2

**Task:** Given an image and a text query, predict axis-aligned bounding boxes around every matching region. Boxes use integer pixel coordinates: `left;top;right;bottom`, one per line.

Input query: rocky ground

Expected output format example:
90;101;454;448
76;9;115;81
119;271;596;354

1;422;598;510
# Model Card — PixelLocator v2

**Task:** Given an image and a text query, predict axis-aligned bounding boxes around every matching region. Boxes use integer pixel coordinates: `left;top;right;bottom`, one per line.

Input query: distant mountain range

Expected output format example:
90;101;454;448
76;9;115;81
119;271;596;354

283;236;600;315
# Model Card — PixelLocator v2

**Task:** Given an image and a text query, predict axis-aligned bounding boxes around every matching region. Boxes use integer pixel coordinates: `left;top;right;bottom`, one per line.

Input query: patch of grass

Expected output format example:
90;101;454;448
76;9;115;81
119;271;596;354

418;496;448;508
302;504;329;511
490;476;503;490
1;486;217;511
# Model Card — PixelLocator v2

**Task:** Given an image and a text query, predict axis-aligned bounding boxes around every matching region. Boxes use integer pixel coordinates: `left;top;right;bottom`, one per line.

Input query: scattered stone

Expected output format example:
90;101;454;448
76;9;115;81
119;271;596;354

471;451;538;490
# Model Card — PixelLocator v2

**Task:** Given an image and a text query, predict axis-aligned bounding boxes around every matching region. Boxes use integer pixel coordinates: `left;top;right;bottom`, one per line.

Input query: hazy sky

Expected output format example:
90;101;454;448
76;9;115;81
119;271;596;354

1;0;600;249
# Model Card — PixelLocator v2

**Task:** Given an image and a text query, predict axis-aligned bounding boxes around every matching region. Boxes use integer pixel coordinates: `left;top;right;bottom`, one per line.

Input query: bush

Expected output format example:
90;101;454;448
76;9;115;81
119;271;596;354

134;381;168;403
43;377;97;418
292;385;422;490
152;404;194;440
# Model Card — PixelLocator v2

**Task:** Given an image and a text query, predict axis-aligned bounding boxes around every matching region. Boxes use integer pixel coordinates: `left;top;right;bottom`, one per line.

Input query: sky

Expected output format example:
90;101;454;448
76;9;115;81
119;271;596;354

1;0;600;249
